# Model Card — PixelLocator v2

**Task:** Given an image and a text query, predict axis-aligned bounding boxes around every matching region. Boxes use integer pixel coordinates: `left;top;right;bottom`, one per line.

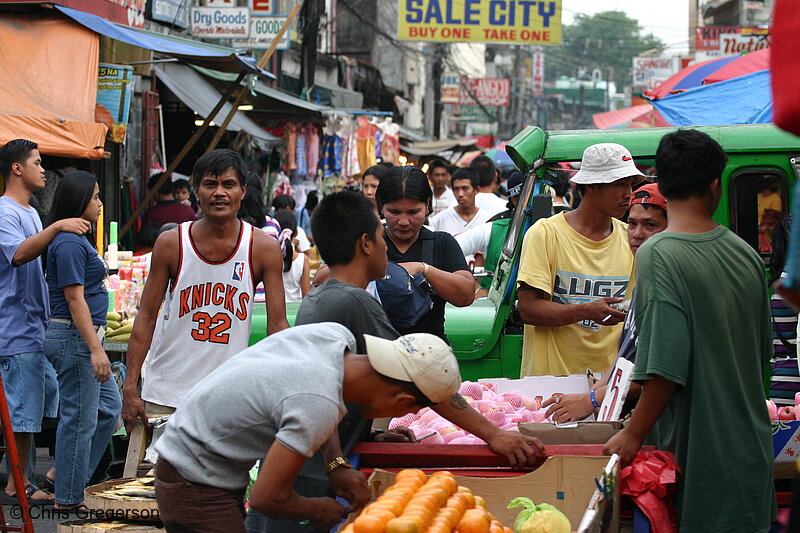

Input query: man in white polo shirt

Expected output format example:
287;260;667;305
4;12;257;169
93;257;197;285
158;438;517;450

430;168;492;238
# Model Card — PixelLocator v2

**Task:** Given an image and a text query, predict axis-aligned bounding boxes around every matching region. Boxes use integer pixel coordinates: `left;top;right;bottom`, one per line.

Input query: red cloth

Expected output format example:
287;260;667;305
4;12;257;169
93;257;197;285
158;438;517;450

145;200;196;226
772;0;800;135
620;450;680;533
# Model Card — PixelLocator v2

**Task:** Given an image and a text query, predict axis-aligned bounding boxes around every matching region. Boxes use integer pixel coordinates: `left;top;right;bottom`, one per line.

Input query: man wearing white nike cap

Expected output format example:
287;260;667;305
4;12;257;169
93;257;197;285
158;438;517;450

153;323;464;533
517;143;642;377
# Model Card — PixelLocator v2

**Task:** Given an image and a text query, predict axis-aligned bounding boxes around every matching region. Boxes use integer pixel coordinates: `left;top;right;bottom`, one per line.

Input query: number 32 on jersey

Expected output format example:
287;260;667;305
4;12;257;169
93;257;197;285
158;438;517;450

191;311;232;344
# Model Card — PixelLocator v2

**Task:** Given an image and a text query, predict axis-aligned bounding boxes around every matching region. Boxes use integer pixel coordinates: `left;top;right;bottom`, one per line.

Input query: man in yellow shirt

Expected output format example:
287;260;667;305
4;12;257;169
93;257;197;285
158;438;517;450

517;143;641;376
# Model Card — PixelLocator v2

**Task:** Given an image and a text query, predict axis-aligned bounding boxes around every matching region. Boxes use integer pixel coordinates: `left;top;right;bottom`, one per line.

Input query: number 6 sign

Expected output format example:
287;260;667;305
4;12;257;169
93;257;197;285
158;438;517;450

597;358;635;422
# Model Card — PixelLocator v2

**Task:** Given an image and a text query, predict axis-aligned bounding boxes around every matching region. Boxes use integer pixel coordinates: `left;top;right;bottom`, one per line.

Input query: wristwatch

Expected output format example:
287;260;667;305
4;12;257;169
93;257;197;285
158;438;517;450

324;456;353;474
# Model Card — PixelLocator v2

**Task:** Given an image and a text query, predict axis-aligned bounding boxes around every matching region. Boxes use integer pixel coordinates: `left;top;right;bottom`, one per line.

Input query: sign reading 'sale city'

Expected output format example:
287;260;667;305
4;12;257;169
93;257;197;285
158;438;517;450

398;0;562;44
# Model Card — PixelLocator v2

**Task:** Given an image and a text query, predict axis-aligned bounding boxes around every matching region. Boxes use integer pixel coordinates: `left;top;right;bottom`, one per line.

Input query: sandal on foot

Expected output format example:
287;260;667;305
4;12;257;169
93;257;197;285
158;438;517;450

2;483;55;506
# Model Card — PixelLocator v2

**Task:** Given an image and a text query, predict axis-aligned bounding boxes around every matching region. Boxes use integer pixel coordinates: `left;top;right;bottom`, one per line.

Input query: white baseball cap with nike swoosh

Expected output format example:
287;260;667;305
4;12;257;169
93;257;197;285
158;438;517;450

570;143;645;184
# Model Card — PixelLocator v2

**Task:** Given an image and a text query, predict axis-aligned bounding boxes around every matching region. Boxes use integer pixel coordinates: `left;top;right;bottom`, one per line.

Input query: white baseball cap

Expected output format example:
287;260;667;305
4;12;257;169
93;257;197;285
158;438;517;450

570;143;644;184
364;333;461;404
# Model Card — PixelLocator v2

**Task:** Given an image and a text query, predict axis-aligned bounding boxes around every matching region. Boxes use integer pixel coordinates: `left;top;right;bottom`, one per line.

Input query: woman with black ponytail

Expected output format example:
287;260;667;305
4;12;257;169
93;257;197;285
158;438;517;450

274;209;310;303
43;171;121;510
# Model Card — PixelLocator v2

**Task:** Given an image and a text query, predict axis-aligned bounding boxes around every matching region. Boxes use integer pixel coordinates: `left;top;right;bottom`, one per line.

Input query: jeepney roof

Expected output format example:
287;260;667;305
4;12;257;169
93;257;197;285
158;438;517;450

509;124;800;168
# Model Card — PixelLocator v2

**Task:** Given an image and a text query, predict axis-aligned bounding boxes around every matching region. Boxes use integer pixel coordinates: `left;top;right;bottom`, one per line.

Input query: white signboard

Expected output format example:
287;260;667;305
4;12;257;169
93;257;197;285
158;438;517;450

532;51;544;97
233;16;289;50
440;71;461;104
718;32;771;55
190;7;249;38
633;56;678;94
596;358;634;422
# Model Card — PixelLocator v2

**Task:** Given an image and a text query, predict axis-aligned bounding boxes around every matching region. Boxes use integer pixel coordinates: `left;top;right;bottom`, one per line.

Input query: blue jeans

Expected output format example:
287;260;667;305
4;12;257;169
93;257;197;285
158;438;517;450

44;322;122;505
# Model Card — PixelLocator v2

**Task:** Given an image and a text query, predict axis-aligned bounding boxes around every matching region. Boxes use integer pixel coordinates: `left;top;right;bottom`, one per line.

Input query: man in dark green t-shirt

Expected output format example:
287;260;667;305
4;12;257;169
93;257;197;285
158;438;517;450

604;129;776;532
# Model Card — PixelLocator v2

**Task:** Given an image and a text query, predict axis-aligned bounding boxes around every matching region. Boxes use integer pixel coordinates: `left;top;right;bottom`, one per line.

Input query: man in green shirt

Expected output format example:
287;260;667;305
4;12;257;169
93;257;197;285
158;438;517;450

604;129;776;532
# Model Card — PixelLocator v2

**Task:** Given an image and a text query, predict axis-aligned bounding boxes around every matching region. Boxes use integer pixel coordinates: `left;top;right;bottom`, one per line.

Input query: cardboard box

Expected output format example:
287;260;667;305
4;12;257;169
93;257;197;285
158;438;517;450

351;456;619;532
519;421;622;445
479;374;591;399
772;420;800;462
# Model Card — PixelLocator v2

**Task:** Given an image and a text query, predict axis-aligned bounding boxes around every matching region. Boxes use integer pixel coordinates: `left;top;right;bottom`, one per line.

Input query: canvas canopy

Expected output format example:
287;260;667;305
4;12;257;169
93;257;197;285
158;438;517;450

0;14;107;158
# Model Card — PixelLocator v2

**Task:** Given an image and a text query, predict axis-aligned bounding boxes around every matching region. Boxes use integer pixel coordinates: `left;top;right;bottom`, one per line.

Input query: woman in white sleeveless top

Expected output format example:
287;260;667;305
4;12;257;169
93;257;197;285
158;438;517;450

274;210;310;303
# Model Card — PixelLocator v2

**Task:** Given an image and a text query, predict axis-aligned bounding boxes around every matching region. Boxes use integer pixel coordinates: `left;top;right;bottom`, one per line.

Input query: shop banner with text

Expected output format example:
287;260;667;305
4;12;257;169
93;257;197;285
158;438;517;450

459;78;510;107
97;63;134;143
398;0;562;45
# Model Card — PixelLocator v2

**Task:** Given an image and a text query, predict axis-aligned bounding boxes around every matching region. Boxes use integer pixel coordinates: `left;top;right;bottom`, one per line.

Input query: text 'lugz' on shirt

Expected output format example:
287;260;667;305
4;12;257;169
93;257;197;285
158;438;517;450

142;221;256;408
517;213;634;376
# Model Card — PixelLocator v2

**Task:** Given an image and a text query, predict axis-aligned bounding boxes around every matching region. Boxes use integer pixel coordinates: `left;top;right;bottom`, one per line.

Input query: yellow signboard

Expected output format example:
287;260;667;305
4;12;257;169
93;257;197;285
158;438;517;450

398;0;562;45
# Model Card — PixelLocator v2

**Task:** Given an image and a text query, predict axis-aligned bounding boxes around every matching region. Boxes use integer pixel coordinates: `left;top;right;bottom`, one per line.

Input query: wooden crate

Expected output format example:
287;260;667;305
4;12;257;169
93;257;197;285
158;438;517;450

58;520;164;532
84;478;158;517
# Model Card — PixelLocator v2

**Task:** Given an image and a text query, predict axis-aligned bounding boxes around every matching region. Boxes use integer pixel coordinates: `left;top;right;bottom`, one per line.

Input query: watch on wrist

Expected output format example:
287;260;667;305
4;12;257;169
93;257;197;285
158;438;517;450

324;456;353;474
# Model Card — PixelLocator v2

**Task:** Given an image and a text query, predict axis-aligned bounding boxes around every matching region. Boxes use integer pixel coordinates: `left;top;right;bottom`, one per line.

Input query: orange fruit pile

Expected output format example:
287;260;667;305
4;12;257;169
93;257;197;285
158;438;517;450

340;469;512;533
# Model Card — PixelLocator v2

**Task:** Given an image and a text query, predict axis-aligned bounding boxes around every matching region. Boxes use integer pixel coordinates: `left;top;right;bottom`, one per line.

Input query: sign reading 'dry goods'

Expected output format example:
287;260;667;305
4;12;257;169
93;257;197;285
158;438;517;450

459;78;511;107
233;16;290;50
398;0;562;45
190;6;249;38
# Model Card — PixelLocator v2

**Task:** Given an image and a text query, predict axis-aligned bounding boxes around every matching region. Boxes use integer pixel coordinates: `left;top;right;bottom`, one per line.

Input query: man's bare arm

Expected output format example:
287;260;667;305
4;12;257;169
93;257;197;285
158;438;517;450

253;231;290;334
517;283;625;327
12;218;90;266
120;230;177;431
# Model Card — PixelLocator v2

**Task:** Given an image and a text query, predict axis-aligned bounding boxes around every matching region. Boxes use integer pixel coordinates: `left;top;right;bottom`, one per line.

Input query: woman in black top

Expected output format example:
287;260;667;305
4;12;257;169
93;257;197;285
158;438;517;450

376;166;475;340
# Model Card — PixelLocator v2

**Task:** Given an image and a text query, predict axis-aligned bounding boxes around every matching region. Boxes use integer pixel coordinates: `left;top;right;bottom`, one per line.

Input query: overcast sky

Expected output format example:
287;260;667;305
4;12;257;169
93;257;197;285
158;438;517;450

563;0;691;55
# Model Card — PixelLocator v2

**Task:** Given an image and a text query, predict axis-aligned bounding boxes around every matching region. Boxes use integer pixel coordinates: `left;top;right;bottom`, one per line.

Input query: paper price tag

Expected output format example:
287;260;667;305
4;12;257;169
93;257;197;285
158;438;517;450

597;358;634;422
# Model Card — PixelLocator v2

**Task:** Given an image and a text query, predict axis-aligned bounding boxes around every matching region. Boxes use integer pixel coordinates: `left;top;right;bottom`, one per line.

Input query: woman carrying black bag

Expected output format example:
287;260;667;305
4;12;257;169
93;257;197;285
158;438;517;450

375;165;475;341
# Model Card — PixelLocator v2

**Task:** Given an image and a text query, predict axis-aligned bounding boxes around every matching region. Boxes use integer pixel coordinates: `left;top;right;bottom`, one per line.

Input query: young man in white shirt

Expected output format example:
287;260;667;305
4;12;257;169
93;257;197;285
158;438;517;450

429;158;454;216
430;168;492;237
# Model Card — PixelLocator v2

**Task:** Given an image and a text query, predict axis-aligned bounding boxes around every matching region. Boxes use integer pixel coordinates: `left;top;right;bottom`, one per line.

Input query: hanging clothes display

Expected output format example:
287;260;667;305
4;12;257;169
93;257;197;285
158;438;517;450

356;116;377;173
305;124;320;179
284;123;298;172
378;117;401;165
295;129;307;178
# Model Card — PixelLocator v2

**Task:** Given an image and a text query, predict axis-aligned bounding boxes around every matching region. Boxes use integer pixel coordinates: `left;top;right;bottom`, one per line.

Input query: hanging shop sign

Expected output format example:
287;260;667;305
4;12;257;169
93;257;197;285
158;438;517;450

440;72;461;104
397;0;562;45
233;15;289;49
459;78;510;107
251;0;272;12
633;56;679;94
147;0;189;29
718;31;770;55
694;26;769;59
532;51;544;97
96;63;134;143
190;6;249;38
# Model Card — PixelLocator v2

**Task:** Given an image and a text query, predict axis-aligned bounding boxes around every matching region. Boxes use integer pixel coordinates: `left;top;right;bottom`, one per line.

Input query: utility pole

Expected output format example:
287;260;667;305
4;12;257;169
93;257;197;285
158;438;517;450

432;43;445;139
424;43;436;139
513;44;524;136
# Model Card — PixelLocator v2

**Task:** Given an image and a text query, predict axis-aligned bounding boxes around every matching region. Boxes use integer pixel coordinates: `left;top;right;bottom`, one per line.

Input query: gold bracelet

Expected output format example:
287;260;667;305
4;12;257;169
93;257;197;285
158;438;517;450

421;262;430;276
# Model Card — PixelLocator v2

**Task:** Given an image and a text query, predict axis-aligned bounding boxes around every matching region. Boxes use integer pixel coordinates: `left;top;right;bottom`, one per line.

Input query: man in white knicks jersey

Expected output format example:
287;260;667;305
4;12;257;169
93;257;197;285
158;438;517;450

121;150;290;430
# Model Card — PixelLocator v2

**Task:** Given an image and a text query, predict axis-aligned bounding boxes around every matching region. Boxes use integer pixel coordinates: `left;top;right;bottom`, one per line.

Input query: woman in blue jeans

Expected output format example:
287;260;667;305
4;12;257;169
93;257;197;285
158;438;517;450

43;171;121;510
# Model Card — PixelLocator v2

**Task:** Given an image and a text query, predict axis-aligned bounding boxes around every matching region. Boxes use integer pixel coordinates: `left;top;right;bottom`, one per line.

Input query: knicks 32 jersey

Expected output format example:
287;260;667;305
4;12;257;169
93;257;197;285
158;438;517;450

142;221;255;408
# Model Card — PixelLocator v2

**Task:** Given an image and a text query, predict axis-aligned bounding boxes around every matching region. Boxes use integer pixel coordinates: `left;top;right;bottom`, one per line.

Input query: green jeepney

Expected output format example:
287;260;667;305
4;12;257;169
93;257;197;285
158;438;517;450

250;124;800;380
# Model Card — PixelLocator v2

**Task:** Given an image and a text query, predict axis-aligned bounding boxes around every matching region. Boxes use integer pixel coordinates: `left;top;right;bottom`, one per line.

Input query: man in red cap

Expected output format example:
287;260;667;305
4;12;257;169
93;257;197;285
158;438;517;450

542;183;668;422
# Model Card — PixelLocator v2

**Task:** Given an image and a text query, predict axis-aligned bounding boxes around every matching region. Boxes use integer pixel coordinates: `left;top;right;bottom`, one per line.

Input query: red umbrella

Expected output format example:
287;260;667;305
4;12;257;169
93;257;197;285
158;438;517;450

645;48;770;100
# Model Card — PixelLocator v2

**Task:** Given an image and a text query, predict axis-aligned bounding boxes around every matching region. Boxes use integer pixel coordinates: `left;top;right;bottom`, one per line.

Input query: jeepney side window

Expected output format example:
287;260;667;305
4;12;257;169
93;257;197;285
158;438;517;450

729;170;788;255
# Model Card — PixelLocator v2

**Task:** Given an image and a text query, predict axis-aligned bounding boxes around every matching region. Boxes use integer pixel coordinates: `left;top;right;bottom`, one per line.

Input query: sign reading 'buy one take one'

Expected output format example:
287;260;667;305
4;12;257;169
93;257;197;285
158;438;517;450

190;6;249;38
398;0;562;45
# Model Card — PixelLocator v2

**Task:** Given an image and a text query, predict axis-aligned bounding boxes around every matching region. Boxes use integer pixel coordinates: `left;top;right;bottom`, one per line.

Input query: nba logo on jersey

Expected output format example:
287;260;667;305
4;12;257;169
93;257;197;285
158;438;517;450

232;262;245;282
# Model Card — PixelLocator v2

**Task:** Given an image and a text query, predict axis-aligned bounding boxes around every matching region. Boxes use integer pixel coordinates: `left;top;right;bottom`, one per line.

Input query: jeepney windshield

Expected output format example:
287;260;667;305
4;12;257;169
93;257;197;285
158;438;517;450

503;168;537;258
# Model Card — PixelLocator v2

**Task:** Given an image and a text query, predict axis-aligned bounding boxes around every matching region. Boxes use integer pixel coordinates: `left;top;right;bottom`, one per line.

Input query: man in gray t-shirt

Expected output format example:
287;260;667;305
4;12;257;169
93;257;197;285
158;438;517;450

154;322;462;533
